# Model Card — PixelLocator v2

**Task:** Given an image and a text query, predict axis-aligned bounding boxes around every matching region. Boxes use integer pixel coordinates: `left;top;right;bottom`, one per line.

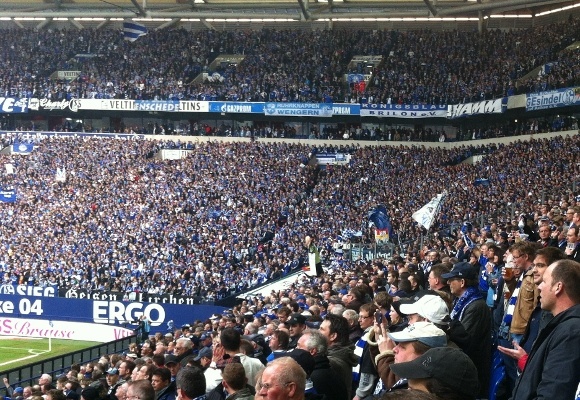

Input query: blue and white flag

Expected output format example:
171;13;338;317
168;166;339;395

0;189;16;203
123;21;148;42
412;191;447;230
12;143;33;154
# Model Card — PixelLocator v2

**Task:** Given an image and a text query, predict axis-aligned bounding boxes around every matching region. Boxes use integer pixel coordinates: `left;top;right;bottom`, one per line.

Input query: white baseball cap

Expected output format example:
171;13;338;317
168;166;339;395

399;295;450;325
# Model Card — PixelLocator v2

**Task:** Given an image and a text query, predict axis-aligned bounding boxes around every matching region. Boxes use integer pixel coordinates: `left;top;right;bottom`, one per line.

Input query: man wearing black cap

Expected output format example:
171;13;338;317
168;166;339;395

443;262;491;399
389;347;479;400
286;313;307;350
163;356;180;382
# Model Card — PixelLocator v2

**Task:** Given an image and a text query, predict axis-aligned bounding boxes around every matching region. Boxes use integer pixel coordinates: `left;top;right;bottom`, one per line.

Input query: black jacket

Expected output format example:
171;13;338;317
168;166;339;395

510;304;580;400
310;354;348;400
447;297;491;399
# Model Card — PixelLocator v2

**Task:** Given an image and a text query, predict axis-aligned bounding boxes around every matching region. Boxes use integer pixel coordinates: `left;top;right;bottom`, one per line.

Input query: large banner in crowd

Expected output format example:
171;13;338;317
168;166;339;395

5;88;580;116
526;87;580;111
447;98;506;118
359;103;448;118
0;97;29;113
264;102;333;117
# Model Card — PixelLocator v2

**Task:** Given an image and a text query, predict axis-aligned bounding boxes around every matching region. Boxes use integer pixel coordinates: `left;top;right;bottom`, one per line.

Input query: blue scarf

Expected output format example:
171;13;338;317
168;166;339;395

352;329;369;384
451;286;483;321
503;275;523;325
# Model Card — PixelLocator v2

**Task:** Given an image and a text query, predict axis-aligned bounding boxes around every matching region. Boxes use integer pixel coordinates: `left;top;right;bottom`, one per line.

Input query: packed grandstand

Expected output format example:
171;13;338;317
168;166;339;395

0;133;578;300
0;18;578;104
0;6;580;400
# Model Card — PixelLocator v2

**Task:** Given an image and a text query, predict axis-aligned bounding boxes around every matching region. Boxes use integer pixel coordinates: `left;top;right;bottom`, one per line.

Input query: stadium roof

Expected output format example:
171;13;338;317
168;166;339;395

0;0;577;21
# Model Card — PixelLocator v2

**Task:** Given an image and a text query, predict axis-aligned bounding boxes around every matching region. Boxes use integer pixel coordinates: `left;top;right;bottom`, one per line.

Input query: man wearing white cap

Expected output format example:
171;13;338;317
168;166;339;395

372;321;447;394
398;294;451;328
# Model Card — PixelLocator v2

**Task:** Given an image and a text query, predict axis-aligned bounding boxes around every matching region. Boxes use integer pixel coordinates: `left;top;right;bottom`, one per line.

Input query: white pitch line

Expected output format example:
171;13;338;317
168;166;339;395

0;349;49;367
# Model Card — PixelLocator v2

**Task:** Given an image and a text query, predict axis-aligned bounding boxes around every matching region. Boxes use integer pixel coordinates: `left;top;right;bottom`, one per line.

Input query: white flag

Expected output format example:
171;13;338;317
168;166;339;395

5;163;14;174
56;167;66;182
412;191;447;230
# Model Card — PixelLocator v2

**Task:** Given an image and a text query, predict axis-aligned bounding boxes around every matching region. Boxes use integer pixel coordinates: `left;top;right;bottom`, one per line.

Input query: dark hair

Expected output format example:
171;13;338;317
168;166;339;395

424;377;474;400
379;388;439;399
151;354;165;367
463;278;480;288
220;328;242;352
152;367;171;383
374;291;392;310
139;364;155;381
222;363;247;391
349;286;365;301
398;279;412;293
239;339;254;356
47;390;66;400
176;366;206;399
271;330;290;350
410;341;432;355
277;306;292;315
535;247;566;266
121;360;136;374
486;244;500;256
430;263;452;282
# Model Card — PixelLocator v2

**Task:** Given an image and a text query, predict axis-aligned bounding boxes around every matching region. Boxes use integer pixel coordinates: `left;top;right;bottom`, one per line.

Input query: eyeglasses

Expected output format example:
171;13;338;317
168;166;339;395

359;315;372;320
512;254;524;259
258;382;291;392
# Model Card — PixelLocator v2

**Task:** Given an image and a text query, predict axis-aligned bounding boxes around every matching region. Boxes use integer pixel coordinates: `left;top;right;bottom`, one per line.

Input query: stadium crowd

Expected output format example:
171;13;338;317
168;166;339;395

0;133;579;300
2;235;580;400
0;17;579;104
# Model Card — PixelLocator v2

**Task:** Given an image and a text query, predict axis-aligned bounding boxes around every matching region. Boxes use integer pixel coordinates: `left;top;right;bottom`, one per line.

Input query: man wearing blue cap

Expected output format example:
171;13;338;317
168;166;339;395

443;261;491;399
106;368;122;400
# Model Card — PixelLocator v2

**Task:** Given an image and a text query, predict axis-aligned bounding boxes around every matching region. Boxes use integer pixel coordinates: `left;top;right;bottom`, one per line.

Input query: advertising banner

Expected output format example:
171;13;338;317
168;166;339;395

0;317;134;342
0;294;227;332
264;103;333;117
331;104;360;116
209;102;264;114
26;99;209;113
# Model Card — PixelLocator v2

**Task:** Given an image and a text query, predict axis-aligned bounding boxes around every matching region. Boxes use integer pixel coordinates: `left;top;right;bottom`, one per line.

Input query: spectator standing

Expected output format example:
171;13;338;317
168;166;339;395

296;330;348;400
443;262;491;399
510;260;580;400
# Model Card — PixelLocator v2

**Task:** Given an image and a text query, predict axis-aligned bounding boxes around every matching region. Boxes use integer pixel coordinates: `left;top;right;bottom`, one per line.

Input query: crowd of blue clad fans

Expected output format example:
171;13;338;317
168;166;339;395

0;17;578;104
0;133;578;302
